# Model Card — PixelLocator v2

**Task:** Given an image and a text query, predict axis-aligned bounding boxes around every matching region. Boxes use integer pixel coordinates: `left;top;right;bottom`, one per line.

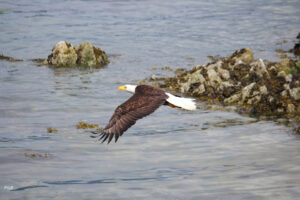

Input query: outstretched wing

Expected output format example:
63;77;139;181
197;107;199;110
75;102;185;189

98;93;167;143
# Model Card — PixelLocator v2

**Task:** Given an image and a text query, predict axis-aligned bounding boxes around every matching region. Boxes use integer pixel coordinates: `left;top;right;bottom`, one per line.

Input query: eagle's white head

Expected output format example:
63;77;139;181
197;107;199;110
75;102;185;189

118;84;137;93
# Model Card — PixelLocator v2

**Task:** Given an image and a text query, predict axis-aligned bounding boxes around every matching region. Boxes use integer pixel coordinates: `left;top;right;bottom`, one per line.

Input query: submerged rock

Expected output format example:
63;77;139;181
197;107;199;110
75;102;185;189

47;127;58;133
0;54;23;62
44;41;109;67
24;152;51;159
76;121;99;129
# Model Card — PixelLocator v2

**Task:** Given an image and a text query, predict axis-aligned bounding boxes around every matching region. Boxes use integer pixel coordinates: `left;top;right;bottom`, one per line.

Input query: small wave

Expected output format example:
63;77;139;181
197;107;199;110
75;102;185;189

11;185;48;191
11;176;170;191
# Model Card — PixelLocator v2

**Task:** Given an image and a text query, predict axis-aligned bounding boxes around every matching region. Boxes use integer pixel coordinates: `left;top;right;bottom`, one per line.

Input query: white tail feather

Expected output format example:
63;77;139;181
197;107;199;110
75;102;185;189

166;93;196;110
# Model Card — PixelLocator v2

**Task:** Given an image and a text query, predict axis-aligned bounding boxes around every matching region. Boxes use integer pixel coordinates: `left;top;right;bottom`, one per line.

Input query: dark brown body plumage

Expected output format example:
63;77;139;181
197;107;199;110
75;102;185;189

97;85;168;143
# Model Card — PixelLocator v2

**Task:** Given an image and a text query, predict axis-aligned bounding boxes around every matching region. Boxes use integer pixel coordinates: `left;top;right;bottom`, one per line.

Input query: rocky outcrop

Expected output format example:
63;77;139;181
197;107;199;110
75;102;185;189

44;41;109;67
151;48;300;119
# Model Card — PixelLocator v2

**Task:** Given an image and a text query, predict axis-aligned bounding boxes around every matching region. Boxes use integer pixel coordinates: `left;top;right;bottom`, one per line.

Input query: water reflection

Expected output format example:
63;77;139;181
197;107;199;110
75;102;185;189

49;65;102;77
203;118;258;128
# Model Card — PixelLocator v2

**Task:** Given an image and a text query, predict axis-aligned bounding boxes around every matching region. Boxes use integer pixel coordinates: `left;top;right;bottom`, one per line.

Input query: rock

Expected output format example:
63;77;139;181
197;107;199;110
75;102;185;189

180;82;190;93
75;42;109;67
150;74;157;80
275;58;295;73
269;65;278;76
192;84;206;95
190;71;206;84
250;58;270;79
289;32;300;56
221;81;234;88
290;87;300;100
281;90;288;97
285;74;293;82
259;85;268;95
287;104;295;113
75;42;97;66
45;41;77;67
220;69;230;80
268;96;275;103
224;93;241;104
207;68;222;88
241;82;256;102
198;84;206;94
44;41;109;67
283;83;290;90
91;47;109;66
230;48;253;64
277;108;284;113
215;61;230;80
247;94;261;105
277;71;287;78
180;70;207;93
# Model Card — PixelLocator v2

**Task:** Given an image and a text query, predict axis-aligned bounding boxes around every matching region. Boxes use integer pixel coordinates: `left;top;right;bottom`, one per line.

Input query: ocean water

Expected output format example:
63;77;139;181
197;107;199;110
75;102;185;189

0;0;300;199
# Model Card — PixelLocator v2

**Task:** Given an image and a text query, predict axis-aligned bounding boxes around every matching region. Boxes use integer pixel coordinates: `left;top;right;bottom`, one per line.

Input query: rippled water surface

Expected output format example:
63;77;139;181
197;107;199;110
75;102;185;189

1;0;300;199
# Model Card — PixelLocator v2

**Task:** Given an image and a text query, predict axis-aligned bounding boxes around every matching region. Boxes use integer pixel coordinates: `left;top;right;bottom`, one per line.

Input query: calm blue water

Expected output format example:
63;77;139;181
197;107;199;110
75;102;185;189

1;0;300;199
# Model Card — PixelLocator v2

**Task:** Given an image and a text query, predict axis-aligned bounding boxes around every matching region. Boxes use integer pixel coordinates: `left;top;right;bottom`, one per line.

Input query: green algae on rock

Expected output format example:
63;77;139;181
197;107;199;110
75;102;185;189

75;42;109;67
44;41;110;67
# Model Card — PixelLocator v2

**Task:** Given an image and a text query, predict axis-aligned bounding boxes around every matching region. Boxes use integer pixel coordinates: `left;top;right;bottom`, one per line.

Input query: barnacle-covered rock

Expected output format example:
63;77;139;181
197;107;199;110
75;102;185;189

151;48;299;119
44;41;77;67
75;42;109;67
230;48;253;64
44;41;109;67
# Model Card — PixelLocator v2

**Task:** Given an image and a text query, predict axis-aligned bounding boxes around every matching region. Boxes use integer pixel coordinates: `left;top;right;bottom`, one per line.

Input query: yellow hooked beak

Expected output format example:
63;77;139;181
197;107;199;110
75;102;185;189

118;86;127;91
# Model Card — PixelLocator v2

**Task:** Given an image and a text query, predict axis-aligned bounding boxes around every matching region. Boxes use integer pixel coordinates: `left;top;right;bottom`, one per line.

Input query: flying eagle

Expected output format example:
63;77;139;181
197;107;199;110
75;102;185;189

94;84;196;143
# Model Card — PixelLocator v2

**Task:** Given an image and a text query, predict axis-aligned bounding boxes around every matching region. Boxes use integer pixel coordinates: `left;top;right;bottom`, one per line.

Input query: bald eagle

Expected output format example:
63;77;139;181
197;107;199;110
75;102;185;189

93;84;196;143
